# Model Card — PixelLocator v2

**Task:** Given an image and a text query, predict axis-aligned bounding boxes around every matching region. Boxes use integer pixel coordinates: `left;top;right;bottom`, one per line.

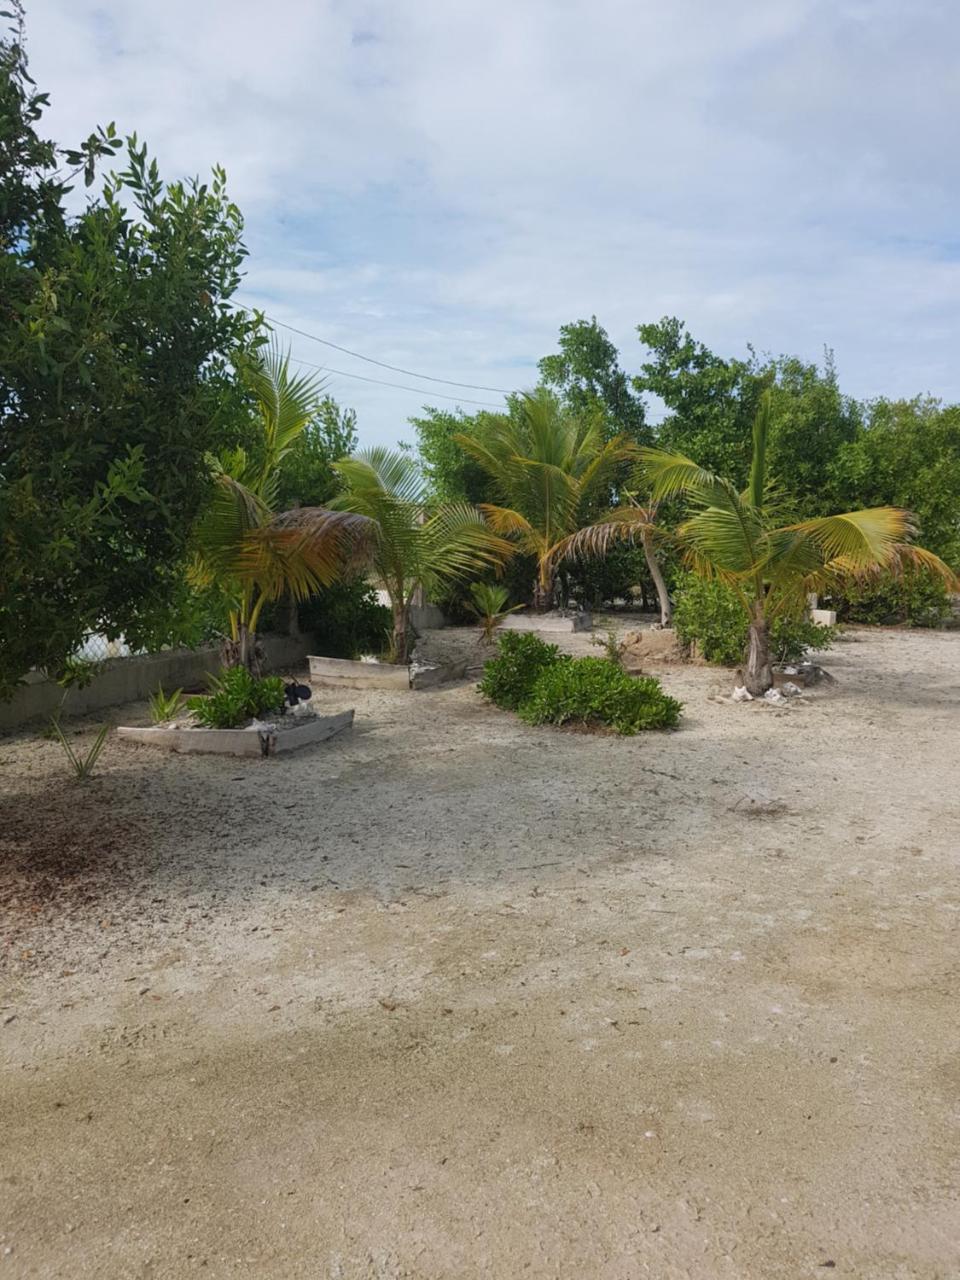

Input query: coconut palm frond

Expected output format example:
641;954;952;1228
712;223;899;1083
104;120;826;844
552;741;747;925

235;507;375;601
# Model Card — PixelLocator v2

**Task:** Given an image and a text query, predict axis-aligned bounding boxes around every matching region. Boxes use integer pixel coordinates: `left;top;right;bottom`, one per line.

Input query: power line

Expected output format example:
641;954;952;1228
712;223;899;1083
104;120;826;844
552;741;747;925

286;354;506;409
264;314;517;395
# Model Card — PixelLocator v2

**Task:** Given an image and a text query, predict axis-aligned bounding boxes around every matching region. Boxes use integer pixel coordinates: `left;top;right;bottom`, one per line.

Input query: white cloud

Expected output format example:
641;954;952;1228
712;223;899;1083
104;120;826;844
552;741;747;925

25;0;960;443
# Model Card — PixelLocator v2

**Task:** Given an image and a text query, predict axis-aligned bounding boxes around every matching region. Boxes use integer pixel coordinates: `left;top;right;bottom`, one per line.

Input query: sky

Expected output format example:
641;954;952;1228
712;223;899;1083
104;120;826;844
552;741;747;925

26;0;960;446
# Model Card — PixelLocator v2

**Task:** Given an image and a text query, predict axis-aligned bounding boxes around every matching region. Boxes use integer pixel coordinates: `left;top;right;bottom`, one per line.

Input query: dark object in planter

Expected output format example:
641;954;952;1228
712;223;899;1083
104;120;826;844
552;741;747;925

284;681;313;707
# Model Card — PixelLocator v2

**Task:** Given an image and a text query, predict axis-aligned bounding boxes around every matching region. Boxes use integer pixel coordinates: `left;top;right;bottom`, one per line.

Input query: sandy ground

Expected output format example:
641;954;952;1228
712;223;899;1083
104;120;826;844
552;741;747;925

1;622;959;1279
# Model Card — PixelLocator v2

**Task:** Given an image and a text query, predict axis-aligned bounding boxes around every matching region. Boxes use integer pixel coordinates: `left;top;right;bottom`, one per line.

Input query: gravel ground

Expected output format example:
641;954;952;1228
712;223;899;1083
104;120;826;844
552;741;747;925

1;623;958;1278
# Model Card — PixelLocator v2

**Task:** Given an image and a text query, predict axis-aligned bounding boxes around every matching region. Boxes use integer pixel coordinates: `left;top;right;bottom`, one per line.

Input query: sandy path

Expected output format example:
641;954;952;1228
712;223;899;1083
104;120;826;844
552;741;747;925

1;626;958;1278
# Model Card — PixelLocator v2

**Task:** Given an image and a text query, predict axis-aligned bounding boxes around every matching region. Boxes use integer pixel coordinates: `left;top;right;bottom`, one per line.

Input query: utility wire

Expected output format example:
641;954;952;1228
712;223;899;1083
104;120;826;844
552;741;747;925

286;354;506;409
263;314;517;395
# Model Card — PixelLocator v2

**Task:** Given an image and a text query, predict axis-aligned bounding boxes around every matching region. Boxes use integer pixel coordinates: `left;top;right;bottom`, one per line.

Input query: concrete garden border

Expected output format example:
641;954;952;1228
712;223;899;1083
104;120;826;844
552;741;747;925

308;655;468;691
117;709;354;757
499;612;593;635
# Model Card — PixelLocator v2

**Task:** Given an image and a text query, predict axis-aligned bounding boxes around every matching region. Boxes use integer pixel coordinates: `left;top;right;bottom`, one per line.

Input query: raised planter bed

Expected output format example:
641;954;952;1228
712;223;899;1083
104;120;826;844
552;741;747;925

500;611;593;635
308;655;467;691
117;709;354;757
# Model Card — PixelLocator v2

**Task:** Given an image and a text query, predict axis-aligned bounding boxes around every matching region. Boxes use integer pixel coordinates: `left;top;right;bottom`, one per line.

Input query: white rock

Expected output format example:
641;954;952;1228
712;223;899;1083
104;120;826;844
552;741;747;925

780;681;803;697
763;688;786;704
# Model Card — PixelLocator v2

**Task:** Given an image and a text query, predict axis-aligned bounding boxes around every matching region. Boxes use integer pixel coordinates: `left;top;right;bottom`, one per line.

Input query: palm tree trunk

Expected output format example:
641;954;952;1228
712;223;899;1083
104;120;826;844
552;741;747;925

641;529;672;626
392;601;412;665
532;568;555;613
744;607;773;696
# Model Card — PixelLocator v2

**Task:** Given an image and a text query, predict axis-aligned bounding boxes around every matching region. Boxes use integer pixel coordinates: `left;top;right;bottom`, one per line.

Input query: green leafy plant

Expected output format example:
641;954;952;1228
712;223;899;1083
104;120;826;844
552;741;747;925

833;570;951;628
331;448;513;663
297;579;392;659
465;582;525;643
477;632;563;711
49;719;110;781
454;390;636;611
187;667;285;729
637;389;956;693
149;685;185;723
591;630;622;663
518;657;682;734
190;346;376;672
674;575;835;665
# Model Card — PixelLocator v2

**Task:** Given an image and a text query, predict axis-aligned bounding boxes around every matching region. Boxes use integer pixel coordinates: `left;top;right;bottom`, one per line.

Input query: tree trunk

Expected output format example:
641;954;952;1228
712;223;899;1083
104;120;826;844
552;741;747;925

743;610;773;696
392;603;412;665
532;571;554;613
221;625;263;676
641;530;672;627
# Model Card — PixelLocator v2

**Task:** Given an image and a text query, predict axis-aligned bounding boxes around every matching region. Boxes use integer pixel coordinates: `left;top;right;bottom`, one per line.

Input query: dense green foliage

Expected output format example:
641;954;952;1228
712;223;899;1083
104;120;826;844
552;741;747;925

832;572;951;628
275;397;358;511
518;656;681;733
477;632;562;711
297;580;391;658
479;632;681;733
188;667;285;729
538;317;648;444
0;7;260;697
827;398;960;564
673;575;837;665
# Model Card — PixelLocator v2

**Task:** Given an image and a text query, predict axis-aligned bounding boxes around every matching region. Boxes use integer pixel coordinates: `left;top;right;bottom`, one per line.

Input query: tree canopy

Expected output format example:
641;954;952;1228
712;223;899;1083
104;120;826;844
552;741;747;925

0;4;261;696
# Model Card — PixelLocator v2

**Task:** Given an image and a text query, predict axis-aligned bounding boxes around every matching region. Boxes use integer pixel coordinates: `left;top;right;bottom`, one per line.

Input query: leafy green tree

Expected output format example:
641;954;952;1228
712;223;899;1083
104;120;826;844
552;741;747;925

538;317;648;444
635;319;864;515
0;6;260;697
828;398;960;565
640;391;955;695
635;317;761;483
408;405;505;504
276;396;359;510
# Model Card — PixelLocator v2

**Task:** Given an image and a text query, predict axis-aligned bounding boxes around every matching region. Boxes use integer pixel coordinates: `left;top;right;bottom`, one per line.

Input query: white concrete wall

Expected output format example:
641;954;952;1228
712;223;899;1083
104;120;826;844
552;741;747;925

0;635;310;733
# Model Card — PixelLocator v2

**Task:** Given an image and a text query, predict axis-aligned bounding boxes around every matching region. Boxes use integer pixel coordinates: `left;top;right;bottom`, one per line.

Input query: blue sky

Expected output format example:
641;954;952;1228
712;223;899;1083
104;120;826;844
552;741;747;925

28;0;960;445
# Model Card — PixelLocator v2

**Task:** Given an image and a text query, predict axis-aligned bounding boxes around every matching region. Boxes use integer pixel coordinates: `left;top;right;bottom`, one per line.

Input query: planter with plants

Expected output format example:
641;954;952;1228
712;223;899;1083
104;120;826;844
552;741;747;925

117;667;353;756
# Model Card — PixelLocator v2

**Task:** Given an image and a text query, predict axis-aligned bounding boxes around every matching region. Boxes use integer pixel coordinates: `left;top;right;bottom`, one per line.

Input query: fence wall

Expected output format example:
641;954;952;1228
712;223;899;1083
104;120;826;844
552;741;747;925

0;634;310;734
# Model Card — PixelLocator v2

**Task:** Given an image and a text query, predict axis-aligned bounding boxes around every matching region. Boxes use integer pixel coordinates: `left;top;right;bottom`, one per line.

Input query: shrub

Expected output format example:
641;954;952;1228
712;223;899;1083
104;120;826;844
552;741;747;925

674;574;836;666
298;580;391;659
477;631;564;711
673;575;745;665
188;667;286;729
770;614;836;663
518;656;682;734
832;571;952;628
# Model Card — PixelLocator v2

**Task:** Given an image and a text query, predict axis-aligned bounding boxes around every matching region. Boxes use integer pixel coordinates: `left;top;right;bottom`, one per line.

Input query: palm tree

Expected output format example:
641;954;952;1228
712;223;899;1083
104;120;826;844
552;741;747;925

331;448;513;664
454;390;636;611
191;346;374;670
547;497;673;625
637;391;957;694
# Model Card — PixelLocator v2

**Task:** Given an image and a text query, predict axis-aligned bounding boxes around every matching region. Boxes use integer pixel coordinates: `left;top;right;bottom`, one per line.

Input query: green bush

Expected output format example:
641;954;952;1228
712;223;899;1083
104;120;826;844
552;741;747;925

674;574;836;665
298;580;391;658
477;631;564;711
673;575;746;665
832;572;952;628
188;667;286;729
770;614;836;662
519;656;682;734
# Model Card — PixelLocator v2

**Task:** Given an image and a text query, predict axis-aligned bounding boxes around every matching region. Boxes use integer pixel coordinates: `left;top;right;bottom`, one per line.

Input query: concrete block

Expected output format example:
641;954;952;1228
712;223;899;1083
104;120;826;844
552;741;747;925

810;609;837;627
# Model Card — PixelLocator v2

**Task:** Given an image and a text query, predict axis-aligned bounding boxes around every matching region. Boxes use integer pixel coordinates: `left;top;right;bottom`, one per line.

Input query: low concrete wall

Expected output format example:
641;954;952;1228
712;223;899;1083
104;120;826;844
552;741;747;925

309;655;411;690
0;634;310;733
501;612;593;634
117;709;354;757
